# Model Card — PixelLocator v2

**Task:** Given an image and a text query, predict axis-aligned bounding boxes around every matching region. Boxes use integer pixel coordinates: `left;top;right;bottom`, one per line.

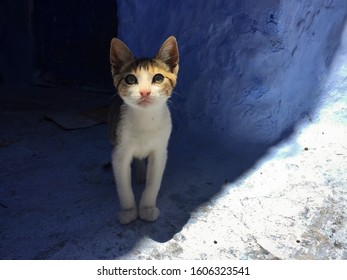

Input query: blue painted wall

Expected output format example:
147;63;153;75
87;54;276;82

117;0;347;147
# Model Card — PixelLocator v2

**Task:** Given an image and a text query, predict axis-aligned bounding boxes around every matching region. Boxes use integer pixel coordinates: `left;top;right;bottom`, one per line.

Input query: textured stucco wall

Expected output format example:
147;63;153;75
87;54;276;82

117;0;347;146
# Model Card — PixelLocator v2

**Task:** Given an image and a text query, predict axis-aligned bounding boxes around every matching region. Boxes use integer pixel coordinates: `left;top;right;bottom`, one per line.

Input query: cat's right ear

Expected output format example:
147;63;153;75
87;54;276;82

155;36;179;75
110;38;135;75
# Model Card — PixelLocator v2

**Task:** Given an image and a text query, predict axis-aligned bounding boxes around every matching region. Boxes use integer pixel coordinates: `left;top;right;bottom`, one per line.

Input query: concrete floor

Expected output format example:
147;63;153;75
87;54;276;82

1;32;347;259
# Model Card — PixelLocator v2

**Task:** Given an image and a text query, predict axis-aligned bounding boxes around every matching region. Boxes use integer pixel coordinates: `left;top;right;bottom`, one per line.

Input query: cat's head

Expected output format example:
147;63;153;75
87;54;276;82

110;36;179;109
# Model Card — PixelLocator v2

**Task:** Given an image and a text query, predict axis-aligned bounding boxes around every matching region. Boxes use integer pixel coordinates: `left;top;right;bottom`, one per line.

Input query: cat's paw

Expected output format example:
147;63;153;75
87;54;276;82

139;207;160;222
118;208;137;224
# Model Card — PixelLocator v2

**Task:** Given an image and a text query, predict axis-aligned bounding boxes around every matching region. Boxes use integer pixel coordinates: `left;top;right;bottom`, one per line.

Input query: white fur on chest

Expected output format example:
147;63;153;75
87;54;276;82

117;104;172;159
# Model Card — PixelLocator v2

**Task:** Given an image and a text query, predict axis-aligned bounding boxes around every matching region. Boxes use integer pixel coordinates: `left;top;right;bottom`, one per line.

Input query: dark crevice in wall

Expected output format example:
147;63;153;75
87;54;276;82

32;0;117;91
0;0;118;91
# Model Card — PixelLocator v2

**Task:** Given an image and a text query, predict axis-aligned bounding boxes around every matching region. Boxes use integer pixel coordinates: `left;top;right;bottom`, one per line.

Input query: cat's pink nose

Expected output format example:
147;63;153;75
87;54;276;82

140;90;151;97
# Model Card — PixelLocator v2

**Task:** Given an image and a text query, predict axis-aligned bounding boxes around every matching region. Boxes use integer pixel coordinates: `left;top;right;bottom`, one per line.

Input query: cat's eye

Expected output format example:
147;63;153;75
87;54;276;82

124;74;137;85
152;74;164;84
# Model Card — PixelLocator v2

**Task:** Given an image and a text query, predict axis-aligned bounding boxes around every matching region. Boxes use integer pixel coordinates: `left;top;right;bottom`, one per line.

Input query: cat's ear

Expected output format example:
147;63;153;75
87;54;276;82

110;38;135;75
155;36;179;74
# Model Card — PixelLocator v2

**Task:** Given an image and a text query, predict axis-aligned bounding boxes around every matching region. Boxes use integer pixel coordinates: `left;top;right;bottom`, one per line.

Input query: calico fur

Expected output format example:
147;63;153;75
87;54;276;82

109;36;179;224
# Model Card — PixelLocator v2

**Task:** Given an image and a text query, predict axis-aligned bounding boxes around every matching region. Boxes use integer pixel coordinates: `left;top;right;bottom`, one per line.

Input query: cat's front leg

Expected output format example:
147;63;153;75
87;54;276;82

139;149;167;222
112;148;137;224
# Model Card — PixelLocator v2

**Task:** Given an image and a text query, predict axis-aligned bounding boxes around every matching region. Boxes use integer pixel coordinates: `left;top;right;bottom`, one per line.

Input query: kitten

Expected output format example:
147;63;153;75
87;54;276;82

109;36;179;224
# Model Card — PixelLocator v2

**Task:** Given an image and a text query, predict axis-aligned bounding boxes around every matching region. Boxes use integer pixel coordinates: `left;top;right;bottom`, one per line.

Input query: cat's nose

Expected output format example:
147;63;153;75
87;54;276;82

139;89;151;97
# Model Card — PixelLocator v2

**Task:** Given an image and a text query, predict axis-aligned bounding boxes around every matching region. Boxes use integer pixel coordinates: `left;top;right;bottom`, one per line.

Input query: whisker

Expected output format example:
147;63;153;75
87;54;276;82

171;90;182;96
171;91;184;100
167;100;178;111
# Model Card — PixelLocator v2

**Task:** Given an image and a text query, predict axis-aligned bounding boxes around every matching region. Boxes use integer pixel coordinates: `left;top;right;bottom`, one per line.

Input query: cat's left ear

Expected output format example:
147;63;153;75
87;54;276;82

155;36;179;74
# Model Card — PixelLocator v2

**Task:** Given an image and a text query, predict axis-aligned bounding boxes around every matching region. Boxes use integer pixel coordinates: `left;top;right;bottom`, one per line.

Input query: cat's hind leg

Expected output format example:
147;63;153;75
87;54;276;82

135;158;146;184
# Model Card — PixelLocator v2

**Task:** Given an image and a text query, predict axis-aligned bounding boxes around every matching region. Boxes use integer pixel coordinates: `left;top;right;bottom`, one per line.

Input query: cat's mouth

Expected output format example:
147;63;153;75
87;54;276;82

138;97;152;106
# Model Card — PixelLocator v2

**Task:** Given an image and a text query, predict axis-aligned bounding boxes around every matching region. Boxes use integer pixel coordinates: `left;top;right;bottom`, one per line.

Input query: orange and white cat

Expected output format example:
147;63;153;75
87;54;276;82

109;36;179;224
